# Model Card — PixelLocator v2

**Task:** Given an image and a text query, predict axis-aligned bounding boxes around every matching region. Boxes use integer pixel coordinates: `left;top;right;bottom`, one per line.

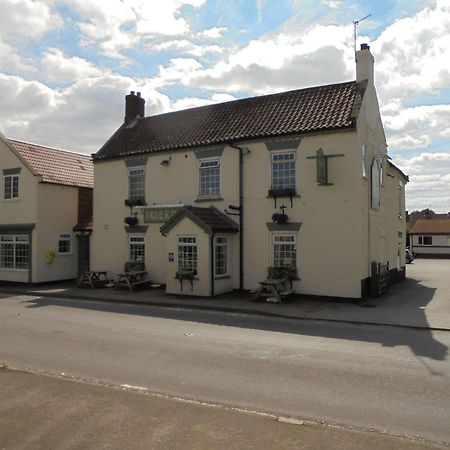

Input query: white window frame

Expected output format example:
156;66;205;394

214;236;228;277
371;160;381;209
0;235;30;270
271;232;297;268
270;150;296;190
418;235;432;246
398;180;404;218
128;167;146;201
57;233;73;255
177;236;198;275
128;235;145;263
198;158;220;198
3;174;20;200
361;144;367;178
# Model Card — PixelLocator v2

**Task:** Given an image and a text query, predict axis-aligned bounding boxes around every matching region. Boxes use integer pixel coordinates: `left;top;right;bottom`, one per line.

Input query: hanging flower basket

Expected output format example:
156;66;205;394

124;216;138;226
271;212;289;224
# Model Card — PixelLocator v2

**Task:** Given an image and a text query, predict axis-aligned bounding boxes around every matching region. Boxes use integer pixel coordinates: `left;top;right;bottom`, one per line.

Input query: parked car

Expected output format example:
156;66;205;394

406;248;414;264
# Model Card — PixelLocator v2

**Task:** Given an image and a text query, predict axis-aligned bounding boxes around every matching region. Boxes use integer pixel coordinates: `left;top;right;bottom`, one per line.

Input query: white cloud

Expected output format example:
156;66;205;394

41;48;105;83
185;45;351;94
0;38;34;72
324;0;342;8
171;92;236;111
393;152;450;212
198;27;227;39
0;72;171;154
373;0;450;102
152;39;224;57
64;0;207;60
383;105;450;150
0;0;62;40
155;57;203;86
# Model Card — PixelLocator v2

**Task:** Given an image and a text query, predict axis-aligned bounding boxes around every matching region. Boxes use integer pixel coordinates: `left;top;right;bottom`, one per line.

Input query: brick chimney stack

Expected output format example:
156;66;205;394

124;91;145;124
356;43;374;86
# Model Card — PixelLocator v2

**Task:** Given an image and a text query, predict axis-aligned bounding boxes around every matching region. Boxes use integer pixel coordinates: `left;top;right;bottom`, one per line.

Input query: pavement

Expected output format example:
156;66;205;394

1;258;449;331
0;368;445;449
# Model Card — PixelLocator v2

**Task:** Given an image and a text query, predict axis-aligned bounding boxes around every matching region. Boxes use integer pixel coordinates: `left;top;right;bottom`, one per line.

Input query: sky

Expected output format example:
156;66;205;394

0;0;449;213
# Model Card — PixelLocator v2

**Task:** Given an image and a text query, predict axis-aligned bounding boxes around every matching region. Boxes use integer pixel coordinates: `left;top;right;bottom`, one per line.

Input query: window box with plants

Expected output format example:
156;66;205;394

267;265;298;281
175;269;197;292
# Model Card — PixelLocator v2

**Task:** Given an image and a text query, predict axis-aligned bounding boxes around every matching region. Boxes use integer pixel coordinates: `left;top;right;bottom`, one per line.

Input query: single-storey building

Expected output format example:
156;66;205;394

91;44;408;299
410;217;450;258
0;133;93;283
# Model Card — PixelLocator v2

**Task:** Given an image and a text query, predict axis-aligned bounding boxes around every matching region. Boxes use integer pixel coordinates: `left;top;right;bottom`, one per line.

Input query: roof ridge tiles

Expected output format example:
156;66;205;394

94;80;360;161
7;138;91;159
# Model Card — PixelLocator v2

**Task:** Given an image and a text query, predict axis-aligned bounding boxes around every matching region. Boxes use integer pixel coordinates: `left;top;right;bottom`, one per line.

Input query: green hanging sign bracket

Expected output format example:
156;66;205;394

307;148;344;186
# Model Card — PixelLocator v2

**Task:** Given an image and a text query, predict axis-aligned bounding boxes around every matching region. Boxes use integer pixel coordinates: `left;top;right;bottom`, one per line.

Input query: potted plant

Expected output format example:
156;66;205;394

283;264;298;280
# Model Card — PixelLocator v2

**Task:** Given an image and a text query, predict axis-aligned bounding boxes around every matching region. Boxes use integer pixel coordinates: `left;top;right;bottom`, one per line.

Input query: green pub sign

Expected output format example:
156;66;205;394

143;207;181;223
316;148;328;185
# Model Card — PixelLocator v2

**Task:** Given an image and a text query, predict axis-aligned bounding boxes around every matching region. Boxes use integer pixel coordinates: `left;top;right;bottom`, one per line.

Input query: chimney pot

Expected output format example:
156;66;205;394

124;91;145;124
360;43;370;50
137;92;141;97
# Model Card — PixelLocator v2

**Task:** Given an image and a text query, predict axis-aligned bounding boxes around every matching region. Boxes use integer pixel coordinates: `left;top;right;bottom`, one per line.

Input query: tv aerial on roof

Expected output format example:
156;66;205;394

353;13;372;56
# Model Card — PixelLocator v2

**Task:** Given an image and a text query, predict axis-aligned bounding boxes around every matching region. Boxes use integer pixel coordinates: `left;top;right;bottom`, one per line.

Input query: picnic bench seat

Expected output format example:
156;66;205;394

78;271;111;289
115;271;149;292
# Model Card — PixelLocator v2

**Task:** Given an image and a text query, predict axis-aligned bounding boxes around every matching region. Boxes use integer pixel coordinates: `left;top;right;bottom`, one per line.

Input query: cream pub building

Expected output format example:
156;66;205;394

91;44;408;299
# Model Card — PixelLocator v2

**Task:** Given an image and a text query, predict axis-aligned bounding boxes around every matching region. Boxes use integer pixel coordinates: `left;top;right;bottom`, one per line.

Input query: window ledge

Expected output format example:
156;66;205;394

268;188;296;197
266;194;301;199
0;268;28;272
215;275;231;280
195;196;223;203
125;198;147;207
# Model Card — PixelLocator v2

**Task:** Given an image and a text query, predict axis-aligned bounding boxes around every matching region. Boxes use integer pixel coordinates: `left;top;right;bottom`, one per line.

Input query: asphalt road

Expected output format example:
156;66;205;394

1;369;444;450
1;293;449;445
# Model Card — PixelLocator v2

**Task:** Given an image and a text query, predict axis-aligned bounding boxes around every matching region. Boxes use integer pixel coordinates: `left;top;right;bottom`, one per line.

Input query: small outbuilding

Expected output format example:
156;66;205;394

410;218;450;258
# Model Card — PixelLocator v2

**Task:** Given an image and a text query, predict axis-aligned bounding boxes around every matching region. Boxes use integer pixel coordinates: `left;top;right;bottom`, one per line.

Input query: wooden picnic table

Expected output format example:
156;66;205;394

116;271;148;292
251;277;294;303
78;271;110;288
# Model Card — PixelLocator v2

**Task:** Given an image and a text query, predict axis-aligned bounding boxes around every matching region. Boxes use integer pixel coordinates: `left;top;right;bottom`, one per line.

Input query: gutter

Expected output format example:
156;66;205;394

228;143;245;291
210;232;215;297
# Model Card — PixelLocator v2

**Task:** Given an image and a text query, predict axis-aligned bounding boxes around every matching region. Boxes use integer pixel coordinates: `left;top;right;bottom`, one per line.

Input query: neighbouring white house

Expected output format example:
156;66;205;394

410;217;450;258
0;134;93;283
91;44;408;299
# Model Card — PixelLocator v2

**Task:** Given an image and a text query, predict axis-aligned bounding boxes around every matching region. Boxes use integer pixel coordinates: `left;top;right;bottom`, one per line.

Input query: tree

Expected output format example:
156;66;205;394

408;208;436;221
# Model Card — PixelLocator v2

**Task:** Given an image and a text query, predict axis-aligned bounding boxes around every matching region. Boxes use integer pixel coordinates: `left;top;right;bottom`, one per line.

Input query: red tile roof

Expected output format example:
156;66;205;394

94;81;363;161
410;219;450;235
7;139;93;188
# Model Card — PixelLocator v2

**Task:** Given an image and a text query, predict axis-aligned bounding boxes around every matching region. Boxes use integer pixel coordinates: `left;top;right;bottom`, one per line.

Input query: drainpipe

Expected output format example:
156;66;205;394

210;232;215;297
229;143;244;291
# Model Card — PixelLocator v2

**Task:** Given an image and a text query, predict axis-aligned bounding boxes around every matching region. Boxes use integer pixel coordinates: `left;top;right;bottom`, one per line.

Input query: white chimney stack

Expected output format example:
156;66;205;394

356;43;374;86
